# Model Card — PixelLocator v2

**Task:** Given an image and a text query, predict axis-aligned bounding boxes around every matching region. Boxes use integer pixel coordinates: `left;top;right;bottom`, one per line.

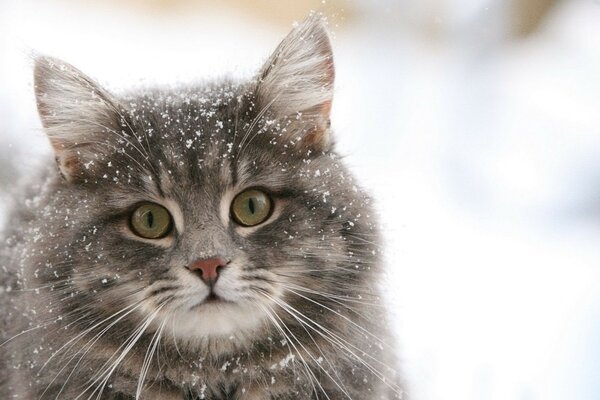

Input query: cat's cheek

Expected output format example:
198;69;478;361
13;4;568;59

211;268;244;301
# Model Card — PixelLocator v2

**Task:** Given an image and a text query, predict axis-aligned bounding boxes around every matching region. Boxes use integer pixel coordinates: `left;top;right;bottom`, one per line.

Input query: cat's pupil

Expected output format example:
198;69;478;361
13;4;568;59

147;211;154;228
248;198;255;214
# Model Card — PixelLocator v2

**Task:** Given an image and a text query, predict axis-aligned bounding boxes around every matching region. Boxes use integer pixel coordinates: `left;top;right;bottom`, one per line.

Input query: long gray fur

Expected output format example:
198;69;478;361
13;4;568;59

0;15;402;400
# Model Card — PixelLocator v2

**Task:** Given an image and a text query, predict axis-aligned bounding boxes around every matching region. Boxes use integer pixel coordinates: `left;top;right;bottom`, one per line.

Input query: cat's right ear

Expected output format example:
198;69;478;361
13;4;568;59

34;56;123;183
254;15;335;153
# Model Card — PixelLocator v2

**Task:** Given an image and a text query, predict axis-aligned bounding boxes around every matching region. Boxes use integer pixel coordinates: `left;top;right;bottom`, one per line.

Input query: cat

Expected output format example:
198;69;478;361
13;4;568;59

0;15;402;399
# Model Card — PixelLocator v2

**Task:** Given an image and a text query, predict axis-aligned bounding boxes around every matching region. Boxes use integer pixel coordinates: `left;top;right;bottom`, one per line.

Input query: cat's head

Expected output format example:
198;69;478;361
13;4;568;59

31;15;379;350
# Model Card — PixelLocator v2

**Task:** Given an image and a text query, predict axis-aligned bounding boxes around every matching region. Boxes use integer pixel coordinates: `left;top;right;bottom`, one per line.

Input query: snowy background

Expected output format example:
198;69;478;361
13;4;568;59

1;0;600;399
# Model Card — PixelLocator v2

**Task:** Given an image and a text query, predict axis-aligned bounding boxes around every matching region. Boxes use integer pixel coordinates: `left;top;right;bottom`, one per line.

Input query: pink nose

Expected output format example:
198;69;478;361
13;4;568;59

188;256;228;284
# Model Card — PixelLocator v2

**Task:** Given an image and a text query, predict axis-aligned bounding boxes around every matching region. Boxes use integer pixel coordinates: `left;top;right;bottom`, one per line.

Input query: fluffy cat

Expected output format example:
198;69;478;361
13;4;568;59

0;15;402;399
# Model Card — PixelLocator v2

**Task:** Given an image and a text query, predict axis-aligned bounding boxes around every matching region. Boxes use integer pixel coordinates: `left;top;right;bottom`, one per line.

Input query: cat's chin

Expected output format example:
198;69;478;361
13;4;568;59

166;301;266;340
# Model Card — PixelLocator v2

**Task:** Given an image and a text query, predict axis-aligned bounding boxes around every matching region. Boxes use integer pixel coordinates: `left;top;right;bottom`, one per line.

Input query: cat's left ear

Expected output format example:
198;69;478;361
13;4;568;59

256;14;334;152
34;56;124;183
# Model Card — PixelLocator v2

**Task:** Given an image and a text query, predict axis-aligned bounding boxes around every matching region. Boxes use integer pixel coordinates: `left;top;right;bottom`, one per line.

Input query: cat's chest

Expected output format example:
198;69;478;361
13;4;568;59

136;348;293;398
157;351;313;400
182;383;238;400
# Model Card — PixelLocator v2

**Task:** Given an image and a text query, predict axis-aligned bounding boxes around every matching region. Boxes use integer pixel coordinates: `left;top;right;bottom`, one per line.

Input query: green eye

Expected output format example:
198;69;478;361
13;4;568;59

231;189;272;227
130;203;172;239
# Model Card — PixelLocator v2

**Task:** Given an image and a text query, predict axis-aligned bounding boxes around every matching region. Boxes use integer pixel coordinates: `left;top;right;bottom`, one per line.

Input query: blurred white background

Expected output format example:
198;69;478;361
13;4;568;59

1;0;600;399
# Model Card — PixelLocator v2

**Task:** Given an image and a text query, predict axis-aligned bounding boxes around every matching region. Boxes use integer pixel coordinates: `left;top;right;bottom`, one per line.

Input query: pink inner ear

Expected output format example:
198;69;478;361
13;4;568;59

302;100;332;150
57;153;83;183
48;138;78;181
254;17;335;153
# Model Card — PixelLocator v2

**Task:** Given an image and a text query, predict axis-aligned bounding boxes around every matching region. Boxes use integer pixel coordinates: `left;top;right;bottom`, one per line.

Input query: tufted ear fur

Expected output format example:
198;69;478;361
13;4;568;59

256;14;335;152
34;56;126;183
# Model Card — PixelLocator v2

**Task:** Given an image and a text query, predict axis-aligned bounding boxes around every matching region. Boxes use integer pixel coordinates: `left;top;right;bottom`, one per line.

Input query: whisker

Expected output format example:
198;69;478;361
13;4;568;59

136;319;166;399
77;304;164;400
44;301;145;400
236;93;280;158
262;291;403;397
258;303;321;398
262;302;334;400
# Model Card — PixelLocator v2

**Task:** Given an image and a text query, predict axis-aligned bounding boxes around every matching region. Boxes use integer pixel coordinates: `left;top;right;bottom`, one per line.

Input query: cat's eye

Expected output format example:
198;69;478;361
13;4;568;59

231;189;272;227
130;203;173;239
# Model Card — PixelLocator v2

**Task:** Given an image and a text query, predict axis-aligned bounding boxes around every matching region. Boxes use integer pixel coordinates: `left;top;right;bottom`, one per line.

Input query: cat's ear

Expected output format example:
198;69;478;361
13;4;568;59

256;14;334;152
34;56;123;183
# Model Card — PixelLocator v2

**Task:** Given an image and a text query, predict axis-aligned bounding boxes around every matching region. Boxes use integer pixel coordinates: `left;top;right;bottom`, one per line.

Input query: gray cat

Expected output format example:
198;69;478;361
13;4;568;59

0;15;402;399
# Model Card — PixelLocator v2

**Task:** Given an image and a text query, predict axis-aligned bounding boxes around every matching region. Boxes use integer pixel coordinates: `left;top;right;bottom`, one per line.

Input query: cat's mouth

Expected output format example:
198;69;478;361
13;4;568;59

205;292;220;302
189;292;232;310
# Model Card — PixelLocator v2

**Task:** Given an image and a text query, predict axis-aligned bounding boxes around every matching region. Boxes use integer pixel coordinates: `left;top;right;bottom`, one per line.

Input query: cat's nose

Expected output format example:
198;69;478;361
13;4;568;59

187;256;228;284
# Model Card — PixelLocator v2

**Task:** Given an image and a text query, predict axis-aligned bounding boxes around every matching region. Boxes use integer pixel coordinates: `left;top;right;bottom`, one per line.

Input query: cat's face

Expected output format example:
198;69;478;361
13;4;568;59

31;17;378;348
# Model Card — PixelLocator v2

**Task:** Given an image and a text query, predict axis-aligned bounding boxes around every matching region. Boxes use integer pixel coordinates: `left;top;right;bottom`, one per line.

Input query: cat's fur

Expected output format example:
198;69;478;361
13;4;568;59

0;16;402;399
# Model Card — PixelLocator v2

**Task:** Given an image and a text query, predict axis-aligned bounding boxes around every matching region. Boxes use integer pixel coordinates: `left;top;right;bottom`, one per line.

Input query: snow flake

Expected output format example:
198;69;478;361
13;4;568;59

220;361;231;371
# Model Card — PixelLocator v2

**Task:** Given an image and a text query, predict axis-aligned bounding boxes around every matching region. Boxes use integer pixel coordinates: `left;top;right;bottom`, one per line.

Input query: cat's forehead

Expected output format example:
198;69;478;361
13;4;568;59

126;83;243;135
124;85;242;166
109;83;295;200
